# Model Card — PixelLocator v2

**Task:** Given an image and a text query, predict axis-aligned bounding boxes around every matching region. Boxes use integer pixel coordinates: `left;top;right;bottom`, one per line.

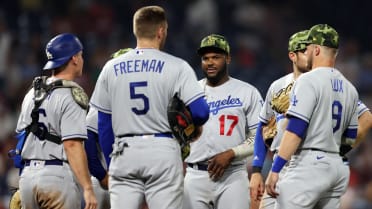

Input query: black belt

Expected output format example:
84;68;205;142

297;148;339;154
117;132;173;138
187;163;208;171
24;159;64;166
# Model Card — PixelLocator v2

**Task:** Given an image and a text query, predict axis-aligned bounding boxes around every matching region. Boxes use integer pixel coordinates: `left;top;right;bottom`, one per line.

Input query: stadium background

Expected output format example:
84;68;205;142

0;0;372;208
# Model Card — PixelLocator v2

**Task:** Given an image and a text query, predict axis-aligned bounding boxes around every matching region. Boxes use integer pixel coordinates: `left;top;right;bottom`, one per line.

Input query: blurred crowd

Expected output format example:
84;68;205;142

0;0;371;208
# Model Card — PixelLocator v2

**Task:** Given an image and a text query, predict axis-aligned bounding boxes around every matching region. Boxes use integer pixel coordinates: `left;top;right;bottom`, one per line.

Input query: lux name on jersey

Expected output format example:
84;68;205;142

331;79;343;93
113;59;165;76
208;95;243;115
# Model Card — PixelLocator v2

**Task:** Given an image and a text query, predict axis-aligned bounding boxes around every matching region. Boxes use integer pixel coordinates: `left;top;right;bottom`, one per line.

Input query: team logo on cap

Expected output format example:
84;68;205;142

46;49;53;60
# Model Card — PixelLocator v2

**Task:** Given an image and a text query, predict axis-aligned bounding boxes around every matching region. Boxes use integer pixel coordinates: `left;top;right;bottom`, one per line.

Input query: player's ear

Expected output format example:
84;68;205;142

226;54;231;64
288;52;296;62
314;45;321;56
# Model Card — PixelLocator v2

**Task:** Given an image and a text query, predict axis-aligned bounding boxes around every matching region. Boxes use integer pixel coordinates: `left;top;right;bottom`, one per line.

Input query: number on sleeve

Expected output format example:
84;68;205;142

130;81;149;115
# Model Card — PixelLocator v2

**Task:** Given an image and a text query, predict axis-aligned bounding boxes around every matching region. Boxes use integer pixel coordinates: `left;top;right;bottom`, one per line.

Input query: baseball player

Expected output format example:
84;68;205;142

354;100;372;145
183;34;263;209
85;106;110;209
265;24;359;209
249;30;310;208
84;48;133;209
16;33;97;209
89;6;209;209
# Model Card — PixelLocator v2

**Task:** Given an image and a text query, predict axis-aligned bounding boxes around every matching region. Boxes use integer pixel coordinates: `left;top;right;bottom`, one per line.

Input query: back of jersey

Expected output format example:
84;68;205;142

287;67;358;152
90;48;204;137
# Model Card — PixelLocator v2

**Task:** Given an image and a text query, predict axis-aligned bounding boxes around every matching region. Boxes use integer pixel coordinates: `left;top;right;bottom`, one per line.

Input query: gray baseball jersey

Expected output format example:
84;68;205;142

183;77;262;209
274;67;358;209
90;48;204;136
16;77;88;160
90;48;204;209
16;77;87;209
186;77;262;165
259;73;295;151
357;100;369;117
287;67;358;152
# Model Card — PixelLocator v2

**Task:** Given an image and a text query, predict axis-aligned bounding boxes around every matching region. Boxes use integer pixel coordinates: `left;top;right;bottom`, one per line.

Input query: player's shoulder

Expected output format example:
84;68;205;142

270;73;294;89
156;50;190;66
229;77;258;90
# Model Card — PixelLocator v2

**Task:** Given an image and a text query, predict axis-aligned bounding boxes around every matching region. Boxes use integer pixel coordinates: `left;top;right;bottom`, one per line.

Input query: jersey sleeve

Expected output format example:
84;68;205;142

259;84;276;123
246;88;263;130
60;93;88;140
90;64;111;114
86;107;98;133
357;100;370;117
174;60;205;105
286;77;317;122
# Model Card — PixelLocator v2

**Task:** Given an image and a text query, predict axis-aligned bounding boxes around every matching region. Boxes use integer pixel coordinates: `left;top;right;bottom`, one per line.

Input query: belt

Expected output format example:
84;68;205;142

24;159;64;166
296;148;339;154
187;163;208;171
117;132;173;138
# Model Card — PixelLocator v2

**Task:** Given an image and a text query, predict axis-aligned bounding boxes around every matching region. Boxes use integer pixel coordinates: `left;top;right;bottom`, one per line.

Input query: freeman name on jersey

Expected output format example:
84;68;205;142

208;95;243;115
113;59;165;76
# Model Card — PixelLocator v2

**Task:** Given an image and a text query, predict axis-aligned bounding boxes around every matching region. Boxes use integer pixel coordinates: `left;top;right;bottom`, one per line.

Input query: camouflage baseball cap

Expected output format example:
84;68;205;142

197;34;230;55
306;24;339;49
288;30;309;52
111;48;133;58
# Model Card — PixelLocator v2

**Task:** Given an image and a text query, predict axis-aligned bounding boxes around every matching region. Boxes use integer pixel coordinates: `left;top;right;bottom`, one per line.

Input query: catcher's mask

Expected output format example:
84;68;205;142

43;33;83;70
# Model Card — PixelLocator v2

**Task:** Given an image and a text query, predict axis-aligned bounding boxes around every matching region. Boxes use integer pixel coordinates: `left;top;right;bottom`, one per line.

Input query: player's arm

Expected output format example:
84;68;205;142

187;96;209;125
250;121;268;201
208;127;257;181
273;116;308;170
64;138;97;207
85;130;108;189
355;110;372;146
187;96;210;138
97;111;115;167
266;116;307;197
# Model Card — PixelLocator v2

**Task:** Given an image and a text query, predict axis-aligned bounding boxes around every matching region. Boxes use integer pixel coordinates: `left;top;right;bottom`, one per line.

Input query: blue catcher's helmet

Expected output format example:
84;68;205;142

43;33;83;70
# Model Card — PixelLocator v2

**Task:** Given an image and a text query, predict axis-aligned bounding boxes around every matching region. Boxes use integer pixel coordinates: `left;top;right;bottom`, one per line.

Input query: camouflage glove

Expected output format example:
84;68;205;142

262;116;277;147
270;82;294;114
9;190;21;209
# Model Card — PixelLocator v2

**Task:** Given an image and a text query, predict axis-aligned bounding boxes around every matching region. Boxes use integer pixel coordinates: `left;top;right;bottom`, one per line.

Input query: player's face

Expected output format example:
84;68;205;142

295;50;310;73
201;52;230;86
304;44;315;69
73;51;84;77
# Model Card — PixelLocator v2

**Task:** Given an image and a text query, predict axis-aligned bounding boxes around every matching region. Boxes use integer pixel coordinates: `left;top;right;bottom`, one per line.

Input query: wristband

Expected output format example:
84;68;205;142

271;155;287;173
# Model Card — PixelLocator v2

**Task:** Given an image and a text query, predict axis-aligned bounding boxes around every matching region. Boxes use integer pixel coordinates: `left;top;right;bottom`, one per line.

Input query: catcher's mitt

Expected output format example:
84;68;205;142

270;82;294;114
9;190;21;209
262;116;277;147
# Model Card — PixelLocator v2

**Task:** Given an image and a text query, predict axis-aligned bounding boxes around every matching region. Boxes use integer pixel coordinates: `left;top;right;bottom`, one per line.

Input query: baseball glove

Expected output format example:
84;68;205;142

262;116;277;147
270;82;294;114
167;94;197;159
9;190;21;209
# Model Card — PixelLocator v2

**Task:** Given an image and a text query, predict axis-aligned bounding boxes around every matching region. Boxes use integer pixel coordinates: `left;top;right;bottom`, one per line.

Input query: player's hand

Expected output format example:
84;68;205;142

249;173;265;201
265;171;279;198
191;126;203;142
83;187;98;209
99;173;109;190
207;149;234;181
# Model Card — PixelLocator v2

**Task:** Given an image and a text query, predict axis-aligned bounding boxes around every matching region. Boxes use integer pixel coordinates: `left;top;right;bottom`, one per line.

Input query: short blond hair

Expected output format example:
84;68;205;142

133;6;167;39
